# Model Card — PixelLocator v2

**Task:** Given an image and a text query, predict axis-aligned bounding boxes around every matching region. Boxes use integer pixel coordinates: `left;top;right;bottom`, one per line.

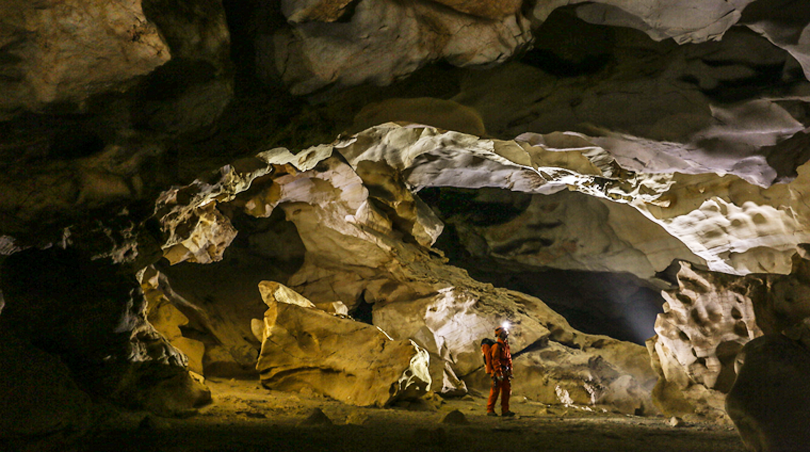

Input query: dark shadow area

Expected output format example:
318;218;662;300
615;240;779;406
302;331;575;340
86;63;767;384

700;63;788;103
521;49;612;78
350;294;375;325
422;186;666;345
457;259;664;345
522;7;614;77
418;187;532;227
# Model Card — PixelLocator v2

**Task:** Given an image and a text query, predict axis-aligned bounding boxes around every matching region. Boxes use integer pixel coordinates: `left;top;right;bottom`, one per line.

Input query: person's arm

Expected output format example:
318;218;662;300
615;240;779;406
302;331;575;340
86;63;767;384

491;343;503;379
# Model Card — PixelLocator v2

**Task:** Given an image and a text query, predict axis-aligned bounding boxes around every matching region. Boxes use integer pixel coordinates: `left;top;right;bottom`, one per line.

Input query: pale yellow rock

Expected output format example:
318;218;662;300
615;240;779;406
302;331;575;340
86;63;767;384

142;268;206;375
255;283;431;407
258;281;316;312
652;261;761;392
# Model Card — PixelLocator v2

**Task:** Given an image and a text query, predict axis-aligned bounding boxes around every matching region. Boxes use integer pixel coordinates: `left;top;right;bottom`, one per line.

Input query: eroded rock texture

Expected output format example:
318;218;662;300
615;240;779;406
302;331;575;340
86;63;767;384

0;0;169;119
155;143;658;414
0;248;210;432
648;253;810;422
254;281;431;407
5;0;810;446
335;124;810;276
726;331;810;452
266;0;533;95
648;261;762;421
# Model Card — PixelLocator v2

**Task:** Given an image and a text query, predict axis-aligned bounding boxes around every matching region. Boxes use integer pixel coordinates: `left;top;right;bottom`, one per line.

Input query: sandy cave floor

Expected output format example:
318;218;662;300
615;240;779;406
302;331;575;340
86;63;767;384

73;378;747;452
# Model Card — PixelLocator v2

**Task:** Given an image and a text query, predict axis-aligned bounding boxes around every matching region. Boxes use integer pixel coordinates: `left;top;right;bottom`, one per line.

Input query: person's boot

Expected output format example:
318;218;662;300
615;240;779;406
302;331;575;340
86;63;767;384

487;412;498;417
502;411;515;417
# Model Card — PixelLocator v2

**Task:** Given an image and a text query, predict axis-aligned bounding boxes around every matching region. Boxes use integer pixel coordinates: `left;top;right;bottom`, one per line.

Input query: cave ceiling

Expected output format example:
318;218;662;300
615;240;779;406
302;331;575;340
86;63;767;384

0;0;808;323
5;0;810;446
1;0;809;277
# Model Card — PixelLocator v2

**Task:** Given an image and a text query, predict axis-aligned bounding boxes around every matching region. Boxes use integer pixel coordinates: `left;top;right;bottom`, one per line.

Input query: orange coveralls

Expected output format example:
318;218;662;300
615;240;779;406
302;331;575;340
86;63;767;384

487;337;513;415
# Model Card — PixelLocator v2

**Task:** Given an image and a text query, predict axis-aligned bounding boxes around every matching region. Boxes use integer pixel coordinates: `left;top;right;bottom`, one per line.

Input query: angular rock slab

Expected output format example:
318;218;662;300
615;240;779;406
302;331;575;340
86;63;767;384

0;0;169;119
726;333;810;452
255;281;431;407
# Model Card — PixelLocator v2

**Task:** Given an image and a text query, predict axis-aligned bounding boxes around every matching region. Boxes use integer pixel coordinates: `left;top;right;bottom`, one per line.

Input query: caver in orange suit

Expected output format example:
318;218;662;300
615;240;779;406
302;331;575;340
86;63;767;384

487;326;514;417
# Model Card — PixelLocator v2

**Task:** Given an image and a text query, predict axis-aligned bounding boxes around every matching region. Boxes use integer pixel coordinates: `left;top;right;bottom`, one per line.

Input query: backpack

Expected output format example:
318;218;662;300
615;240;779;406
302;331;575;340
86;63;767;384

481;338;495;374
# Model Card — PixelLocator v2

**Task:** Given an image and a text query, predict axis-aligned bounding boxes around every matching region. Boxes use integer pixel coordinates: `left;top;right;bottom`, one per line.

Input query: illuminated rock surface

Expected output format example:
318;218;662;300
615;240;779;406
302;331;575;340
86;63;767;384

2;0;810;449
254;281;431;407
0;0;169;119
648;254;810;427
152;145;657;414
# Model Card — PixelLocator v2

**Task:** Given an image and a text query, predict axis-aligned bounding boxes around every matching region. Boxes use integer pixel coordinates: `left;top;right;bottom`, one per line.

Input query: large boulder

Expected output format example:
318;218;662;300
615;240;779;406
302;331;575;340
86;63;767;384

648;253;810;421
647;261;761;420
264;0;533;95
0;0;169;120
726;331;810;452
254;281;431;407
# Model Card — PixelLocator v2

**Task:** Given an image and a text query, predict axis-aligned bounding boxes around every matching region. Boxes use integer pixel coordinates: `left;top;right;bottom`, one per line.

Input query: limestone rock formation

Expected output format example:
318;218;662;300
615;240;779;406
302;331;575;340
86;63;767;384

0;0;169;119
531;0;752;44
753;252;810;335
726;332;810;452
132;0;234;135
266;0;533;94
335;123;810;276
5;0;810;448
0;247;210;417
147;140;658;413
223;145;656;410
647;261;761;420
430;187;703;279
738;0;810;81
141;266;206;375
254;281;431;407
648;254;810;421
139;260;270;378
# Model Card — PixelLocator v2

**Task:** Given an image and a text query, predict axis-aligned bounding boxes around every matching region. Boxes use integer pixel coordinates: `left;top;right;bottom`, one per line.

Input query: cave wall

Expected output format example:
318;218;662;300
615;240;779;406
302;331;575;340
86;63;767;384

3;0;810;448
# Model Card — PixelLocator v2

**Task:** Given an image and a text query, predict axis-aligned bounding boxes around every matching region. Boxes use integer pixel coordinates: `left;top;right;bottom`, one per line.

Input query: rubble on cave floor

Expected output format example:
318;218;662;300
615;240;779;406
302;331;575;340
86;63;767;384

51;378;746;452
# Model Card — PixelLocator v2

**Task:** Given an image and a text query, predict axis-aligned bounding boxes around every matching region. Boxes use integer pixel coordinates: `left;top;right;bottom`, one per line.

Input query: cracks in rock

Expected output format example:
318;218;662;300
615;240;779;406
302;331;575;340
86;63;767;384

512;335;549;359
332;0;362;24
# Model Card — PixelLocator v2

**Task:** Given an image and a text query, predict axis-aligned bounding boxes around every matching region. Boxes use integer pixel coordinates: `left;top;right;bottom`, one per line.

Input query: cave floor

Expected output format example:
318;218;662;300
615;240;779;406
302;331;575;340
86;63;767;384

71;378;746;452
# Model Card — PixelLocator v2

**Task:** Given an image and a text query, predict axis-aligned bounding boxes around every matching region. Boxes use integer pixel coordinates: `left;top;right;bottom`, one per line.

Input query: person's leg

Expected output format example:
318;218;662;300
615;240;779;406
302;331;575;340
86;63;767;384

487;380;501;414
501;379;512;415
